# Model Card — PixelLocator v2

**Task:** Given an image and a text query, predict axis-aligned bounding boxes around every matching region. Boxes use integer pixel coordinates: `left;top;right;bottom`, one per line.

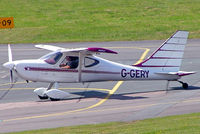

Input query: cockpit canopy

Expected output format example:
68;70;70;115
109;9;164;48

40;52;63;65
40;51;100;68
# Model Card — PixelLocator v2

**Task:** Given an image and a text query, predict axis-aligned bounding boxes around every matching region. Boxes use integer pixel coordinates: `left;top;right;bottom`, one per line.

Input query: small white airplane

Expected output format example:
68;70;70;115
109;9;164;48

3;31;195;101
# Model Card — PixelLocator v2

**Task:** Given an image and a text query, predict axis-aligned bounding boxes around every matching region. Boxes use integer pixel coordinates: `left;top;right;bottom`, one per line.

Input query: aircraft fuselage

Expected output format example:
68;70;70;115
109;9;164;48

13;55;180;83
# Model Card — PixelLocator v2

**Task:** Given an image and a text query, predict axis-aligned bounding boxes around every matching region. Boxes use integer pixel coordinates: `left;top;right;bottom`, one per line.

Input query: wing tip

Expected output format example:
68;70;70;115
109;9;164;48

87;47;118;54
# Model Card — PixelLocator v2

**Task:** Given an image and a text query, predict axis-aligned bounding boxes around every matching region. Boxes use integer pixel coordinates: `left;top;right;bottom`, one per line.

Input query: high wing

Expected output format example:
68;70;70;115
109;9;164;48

35;44;117;83
35;44;117;55
35;44;65;51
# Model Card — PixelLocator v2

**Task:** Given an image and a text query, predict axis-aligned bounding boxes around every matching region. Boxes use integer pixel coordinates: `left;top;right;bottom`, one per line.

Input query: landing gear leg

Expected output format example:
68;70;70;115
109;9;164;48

49;82;60;101
35;82;70;101
50;98;60;101
47;82;55;90
178;80;188;89
38;82;55;99
34;82;55;100
166;80;170;93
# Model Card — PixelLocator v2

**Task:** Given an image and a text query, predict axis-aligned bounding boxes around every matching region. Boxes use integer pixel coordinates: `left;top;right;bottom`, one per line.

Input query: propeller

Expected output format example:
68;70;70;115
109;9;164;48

0;44;18;100
3;44;15;83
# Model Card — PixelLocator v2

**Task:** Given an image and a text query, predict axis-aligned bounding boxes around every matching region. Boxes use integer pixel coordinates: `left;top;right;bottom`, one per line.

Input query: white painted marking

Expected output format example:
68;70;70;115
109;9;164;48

1;73;9;79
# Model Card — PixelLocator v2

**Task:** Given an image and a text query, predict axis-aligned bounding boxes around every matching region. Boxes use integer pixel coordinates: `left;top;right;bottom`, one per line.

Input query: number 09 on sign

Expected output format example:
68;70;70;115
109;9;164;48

0;17;14;28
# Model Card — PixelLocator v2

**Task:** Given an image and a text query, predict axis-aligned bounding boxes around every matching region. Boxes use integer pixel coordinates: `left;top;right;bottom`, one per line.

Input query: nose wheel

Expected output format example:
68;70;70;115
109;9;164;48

178;80;188;89
50;98;60;101
38;95;48;100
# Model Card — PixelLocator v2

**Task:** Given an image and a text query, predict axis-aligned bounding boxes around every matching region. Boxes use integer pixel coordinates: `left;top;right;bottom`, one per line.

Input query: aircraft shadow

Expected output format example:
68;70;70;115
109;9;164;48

170;86;200;91
70;91;148;100
70;85;200;100
38;86;200;102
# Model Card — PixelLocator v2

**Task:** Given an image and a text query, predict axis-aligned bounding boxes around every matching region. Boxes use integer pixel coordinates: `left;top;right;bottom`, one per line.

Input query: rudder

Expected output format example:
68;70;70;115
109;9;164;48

134;31;189;72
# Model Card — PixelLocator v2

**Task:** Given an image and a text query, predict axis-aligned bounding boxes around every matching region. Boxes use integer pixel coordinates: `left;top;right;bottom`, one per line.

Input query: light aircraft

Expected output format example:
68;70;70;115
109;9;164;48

3;31;195;101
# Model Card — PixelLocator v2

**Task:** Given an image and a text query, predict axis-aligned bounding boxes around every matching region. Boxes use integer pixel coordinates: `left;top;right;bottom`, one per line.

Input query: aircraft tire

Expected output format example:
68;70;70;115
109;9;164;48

182;83;188;89
38;95;48;100
50;97;60;101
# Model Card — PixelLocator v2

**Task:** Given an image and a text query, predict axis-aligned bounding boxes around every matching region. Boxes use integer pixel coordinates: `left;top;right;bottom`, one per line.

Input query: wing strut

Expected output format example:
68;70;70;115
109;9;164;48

78;52;83;82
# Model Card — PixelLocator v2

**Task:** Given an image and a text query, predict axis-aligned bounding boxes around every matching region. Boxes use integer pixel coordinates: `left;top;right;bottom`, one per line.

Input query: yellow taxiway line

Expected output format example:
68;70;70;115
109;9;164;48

2;46;150;122
0;81;29;87
4;95;200;122
57;98;200;116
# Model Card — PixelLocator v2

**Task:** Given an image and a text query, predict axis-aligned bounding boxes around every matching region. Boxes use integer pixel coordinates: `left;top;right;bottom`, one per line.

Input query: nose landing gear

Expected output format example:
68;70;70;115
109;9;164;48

34;82;70;101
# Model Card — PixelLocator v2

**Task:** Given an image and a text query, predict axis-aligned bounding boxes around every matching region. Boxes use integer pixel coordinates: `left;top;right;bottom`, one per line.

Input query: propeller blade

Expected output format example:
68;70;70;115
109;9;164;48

0;44;18;100
10;70;13;83
8;44;14;83
8;44;12;62
0;70;18;100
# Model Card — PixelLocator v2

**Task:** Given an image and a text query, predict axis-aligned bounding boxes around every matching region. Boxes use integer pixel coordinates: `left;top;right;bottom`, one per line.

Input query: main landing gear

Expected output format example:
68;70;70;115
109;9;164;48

38;95;49;100
34;82;70;101
178;80;188;89
166;80;189;92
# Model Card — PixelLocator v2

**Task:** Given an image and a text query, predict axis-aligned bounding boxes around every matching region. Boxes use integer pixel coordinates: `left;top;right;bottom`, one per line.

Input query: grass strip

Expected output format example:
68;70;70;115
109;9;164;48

0;0;200;44
7;112;200;134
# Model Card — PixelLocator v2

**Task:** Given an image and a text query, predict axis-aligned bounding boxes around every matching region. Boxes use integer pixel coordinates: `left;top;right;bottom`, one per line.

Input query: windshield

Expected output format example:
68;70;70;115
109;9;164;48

40;52;63;65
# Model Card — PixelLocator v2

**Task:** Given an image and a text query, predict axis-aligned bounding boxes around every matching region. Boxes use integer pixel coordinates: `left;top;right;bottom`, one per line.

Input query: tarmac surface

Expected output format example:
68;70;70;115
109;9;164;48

0;39;200;133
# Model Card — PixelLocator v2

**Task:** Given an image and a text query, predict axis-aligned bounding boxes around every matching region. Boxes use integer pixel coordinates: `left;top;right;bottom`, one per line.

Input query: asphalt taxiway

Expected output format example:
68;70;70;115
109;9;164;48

0;40;200;133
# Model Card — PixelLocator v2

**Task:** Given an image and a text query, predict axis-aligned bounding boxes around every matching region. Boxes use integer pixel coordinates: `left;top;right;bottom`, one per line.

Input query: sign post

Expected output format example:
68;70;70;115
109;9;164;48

0;17;14;29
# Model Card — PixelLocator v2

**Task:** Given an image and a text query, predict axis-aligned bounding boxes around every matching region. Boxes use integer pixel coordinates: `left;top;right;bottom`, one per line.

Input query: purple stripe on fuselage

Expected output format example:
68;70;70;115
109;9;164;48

133;65;179;67
24;67;120;74
177;72;195;76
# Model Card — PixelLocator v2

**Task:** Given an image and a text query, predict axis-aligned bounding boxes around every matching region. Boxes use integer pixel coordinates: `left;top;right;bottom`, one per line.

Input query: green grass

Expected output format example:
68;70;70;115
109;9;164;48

7;112;200;134
0;0;200;44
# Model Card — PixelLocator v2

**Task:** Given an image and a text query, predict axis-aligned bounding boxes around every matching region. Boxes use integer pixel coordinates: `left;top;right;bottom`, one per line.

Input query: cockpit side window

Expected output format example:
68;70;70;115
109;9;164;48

41;52;63;65
60;56;79;69
84;57;99;67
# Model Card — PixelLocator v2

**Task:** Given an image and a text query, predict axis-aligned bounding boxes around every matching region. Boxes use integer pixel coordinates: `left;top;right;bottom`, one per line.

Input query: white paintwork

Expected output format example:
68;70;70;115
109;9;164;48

14;60;43;82
152;51;184;58
173;31;189;38
35;44;66;51
143;59;182;66
34;87;48;97
137;31;189;72
160;44;185;51
3;62;15;70
167;38;187;44
45;89;70;99
2;31;195;100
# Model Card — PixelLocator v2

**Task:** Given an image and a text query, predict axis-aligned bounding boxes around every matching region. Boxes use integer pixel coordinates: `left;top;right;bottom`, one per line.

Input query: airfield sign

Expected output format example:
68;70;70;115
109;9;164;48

0;17;14;28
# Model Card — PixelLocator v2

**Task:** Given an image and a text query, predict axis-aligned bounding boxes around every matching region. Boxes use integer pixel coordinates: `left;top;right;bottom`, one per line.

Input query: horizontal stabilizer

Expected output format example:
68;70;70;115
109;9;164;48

155;71;195;77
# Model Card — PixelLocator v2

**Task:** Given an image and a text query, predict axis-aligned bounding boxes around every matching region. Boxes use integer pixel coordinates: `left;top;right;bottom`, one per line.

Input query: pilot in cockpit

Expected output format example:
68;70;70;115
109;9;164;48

60;56;79;69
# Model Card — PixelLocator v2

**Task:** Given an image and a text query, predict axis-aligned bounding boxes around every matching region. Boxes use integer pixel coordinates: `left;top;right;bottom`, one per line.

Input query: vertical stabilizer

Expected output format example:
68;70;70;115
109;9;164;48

134;31;189;72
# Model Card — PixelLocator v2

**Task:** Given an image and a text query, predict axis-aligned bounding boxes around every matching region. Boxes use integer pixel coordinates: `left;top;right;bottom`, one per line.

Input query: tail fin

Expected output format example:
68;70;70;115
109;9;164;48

134;31;189;72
